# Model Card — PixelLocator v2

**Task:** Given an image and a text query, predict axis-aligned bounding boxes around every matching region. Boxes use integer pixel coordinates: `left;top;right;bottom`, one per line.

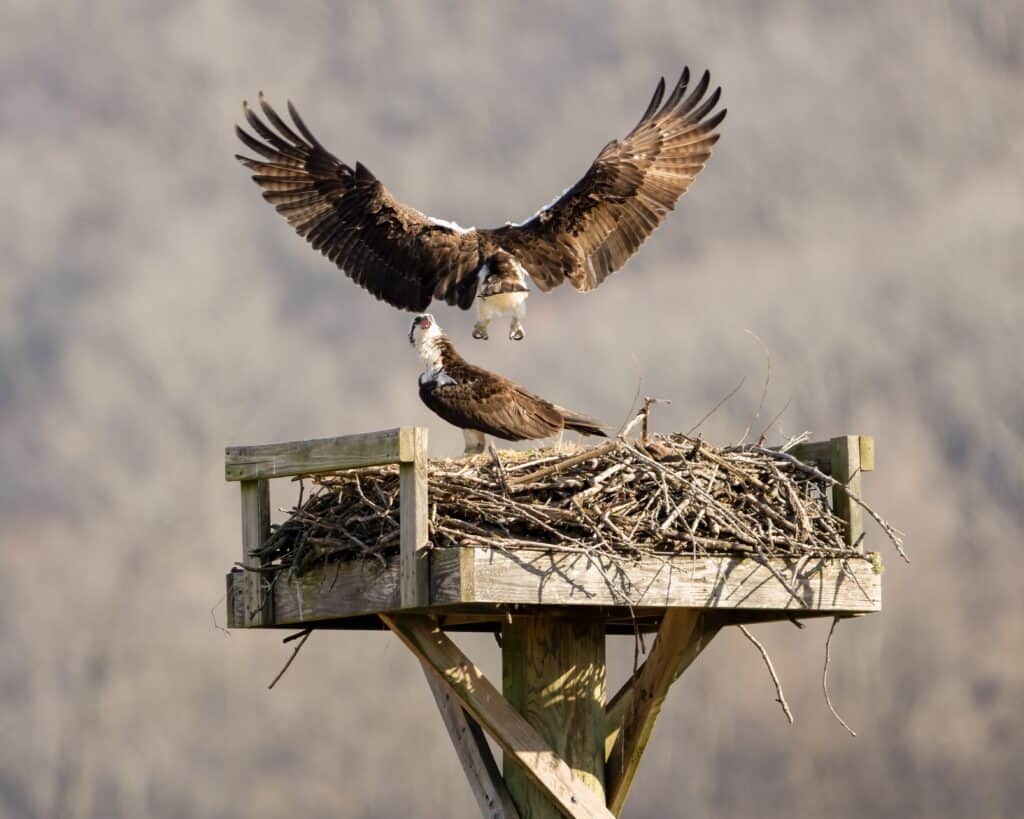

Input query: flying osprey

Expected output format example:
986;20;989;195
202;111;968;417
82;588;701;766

236;67;725;340
409;314;606;454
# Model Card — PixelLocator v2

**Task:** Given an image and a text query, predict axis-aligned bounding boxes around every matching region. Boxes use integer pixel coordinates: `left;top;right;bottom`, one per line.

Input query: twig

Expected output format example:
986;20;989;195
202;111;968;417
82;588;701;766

268;629;312;689
687;377;746;436
487;442;511;495
738;330;771;446
641;396;671;443
823;617;857;737
739;625;793;724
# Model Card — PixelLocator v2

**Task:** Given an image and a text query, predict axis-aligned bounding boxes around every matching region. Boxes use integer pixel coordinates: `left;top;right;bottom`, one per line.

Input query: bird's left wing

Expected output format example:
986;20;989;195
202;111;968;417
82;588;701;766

236;95;482;311
481;67;725;292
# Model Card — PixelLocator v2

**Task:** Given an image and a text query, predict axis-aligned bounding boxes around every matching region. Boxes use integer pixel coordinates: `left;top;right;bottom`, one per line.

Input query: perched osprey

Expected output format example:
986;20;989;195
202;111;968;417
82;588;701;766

235;67;725;340
409;314;606;454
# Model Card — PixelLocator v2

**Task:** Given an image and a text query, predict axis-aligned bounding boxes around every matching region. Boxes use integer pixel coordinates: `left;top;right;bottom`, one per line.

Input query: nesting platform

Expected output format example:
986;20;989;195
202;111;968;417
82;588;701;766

223;427;881;818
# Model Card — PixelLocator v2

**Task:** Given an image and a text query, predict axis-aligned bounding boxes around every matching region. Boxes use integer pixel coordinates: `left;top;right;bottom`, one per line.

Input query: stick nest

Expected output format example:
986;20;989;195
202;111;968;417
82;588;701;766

254;433;900;576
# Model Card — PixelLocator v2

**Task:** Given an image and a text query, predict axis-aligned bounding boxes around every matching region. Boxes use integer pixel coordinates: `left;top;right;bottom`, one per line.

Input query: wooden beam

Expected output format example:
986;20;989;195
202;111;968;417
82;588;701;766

239;479;271;626
421;661;520;819
502;616;606;818
226;549;881;629
225;427;416;481
831;435;864;548
381;614;615;819
604;618;720;761
400;427;429;607
605;610;713;815
433;547;881;613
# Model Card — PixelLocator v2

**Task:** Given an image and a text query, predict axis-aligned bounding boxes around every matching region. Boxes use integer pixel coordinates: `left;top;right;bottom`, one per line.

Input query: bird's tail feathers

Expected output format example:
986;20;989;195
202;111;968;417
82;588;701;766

557;408;609;438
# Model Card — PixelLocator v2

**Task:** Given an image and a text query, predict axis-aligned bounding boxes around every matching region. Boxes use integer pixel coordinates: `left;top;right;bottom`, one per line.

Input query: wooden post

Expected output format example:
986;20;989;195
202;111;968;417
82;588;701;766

399;427;429;607
502;615;606;818
239;478;271;626
831;435;863;548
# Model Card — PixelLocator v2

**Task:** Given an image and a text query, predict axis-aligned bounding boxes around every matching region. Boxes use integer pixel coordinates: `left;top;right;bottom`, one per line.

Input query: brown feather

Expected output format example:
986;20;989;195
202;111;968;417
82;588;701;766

480;66;725;292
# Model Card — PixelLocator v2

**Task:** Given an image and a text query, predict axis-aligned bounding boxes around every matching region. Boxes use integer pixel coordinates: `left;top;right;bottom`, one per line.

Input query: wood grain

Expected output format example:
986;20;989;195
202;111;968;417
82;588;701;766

225;427;418;481
502;616;606;817
239;479;271;626
436;548;881;612
400;427;429;607
227;548;880;629
831;435;864;548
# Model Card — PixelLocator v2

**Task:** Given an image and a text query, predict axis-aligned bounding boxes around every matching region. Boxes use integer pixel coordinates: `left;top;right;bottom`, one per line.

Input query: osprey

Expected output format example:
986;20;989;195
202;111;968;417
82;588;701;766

409;314;607;454
235;67;725;340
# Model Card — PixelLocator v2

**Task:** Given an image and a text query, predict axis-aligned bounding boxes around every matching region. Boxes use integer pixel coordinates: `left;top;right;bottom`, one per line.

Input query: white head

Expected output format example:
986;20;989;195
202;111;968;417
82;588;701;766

409;313;445;367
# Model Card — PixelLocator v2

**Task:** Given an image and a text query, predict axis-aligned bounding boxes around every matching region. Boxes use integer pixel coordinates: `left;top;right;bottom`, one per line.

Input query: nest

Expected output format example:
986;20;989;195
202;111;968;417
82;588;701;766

253;433;904;576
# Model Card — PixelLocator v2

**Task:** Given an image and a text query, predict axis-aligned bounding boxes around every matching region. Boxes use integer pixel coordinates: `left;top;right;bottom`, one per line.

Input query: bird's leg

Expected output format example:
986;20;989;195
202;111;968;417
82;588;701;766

462;428;487;455
508;299;527;341
508;317;525;341
473;299;491;340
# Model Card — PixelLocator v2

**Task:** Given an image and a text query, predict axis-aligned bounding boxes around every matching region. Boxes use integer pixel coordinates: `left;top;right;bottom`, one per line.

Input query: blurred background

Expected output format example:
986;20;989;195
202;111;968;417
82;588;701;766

2;1;1021;817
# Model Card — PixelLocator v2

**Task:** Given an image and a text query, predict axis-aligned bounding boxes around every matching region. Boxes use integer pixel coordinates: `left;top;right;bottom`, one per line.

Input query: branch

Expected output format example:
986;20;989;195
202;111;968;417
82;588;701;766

739;625;793;724
823;617;857;737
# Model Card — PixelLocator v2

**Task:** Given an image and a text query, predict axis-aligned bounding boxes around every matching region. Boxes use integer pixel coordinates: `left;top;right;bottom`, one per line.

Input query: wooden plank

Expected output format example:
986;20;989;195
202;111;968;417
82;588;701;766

400;427;429;607
421;661;521;819
239;479;271;626
788;439;834;473
831;435;864;548
268;556;402;625
604;618;720;761
502;616;606;817
604;610;713;815
435;548;880;613
859;435;876;471
225;428;414;481
381;614;615;819
228;549;880;629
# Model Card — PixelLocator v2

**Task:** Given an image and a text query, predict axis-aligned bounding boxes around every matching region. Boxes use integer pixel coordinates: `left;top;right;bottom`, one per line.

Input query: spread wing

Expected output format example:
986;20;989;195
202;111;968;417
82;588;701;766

235;95;482;311
420;368;564;441
482;67;726;292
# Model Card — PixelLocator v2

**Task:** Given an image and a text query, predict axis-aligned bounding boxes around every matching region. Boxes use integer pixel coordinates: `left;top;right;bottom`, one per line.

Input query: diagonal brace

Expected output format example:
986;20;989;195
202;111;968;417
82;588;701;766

420;660;521;819
605;610;719;815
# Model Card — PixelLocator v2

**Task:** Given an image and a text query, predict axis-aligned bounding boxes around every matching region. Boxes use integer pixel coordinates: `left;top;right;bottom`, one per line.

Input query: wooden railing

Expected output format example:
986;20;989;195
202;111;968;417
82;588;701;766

225;427;429;625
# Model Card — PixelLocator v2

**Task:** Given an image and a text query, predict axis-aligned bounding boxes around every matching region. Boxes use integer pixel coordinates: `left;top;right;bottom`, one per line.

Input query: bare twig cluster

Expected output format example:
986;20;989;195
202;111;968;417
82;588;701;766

252;433;901;579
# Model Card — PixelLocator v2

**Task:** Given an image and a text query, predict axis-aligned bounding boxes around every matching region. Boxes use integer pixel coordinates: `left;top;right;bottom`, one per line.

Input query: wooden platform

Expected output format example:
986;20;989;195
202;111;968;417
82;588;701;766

223;427;881;818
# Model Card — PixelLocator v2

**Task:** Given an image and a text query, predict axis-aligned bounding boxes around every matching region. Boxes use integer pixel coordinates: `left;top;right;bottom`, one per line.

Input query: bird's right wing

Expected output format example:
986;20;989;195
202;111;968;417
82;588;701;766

236;95;482;311
482;68;725;292
421;369;564;441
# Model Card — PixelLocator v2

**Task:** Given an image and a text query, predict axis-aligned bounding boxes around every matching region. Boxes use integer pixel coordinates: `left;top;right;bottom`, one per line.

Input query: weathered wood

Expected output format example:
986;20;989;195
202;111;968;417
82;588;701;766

604;618;720;762
605;610;714;815
831;435;864;548
263;557;400;625
859;435;875;471
227;549;881;628
421;661;521;819
400;427;429;607
434;548;881;612
239;479;271;626
502;616;606;817
381;614;615;819
225;427;418;481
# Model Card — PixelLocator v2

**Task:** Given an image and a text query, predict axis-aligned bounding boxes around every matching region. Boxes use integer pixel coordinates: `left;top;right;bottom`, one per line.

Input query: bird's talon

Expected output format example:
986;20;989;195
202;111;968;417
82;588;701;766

472;325;489;340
